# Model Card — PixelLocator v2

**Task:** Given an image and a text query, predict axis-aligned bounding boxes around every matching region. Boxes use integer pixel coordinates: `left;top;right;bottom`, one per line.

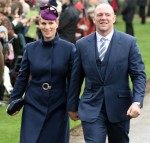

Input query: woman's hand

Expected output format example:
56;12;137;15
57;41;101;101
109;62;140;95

6;104;19;116
68;111;79;121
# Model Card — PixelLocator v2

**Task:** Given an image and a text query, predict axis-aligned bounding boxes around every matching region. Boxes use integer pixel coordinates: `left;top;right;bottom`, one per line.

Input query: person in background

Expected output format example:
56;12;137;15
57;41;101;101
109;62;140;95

7;5;75;143
25;0;36;7
0;42;4;83
49;0;57;6
58;0;80;43
121;0;137;36
0;25;14;63
0;42;4;106
98;0;108;5
0;0;11;15
0;25;13;100
110;0;119;12
67;3;146;143
138;0;147;24
74;0;86;40
82;7;95;36
147;0;150;16
37;0;49;5
75;6;95;39
19;0;31;16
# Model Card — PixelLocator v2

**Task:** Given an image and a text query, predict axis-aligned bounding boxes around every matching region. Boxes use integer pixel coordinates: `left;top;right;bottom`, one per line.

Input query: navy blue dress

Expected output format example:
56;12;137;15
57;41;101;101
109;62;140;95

9;34;76;143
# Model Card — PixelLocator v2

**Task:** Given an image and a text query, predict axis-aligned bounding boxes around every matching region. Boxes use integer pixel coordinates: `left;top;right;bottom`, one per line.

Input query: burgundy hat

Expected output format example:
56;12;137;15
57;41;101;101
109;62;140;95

40;5;58;20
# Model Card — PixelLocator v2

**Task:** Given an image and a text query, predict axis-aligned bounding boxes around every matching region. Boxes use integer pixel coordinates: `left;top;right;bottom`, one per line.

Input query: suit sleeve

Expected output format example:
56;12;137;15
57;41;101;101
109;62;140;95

128;38;146;105
67;42;84;111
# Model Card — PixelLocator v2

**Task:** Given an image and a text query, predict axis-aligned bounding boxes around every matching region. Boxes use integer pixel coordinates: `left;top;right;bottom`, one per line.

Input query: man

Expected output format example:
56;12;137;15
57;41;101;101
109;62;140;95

67;3;146;143
0;42;4;83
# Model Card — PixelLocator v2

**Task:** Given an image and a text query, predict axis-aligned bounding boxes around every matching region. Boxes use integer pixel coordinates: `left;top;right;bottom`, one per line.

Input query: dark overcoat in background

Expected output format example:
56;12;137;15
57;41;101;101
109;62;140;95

138;0;147;6
122;0;137;23
9;34;75;143
121;0;137;35
138;0;147;24
58;4;80;43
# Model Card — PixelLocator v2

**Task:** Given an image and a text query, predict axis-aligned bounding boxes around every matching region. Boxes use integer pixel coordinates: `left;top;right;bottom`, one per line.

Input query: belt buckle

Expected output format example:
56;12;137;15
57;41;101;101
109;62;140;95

42;83;51;90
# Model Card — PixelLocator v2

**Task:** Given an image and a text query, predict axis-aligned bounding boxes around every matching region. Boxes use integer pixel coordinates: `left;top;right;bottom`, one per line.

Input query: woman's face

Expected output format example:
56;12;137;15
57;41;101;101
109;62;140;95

39;17;59;41
14;8;20;18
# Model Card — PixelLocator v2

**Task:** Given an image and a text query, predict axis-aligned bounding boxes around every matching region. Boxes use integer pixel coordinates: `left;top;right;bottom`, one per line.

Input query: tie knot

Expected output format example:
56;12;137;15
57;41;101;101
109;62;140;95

101;37;106;42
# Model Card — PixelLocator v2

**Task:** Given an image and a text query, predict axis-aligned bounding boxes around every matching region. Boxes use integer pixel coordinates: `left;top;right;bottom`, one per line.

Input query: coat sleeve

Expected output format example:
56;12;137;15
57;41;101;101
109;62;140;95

9;47;30;103
66;44;76;87
67;42;85;111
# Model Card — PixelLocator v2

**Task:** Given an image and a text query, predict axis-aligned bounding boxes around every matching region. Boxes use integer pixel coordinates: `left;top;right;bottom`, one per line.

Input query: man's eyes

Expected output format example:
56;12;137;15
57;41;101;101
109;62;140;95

97;13;111;16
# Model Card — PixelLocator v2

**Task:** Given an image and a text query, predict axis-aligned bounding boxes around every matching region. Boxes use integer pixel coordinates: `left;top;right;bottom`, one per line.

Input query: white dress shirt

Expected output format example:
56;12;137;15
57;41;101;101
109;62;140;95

96;30;114;54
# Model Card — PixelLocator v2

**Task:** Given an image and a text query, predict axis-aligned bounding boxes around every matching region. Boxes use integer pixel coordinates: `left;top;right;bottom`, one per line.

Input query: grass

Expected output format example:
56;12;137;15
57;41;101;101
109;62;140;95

0;106;21;143
0;11;150;142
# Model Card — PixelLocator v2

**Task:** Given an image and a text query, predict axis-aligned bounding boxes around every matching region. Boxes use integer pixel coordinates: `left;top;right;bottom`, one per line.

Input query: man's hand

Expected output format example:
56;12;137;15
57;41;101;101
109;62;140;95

127;102;141;118
68;111;79;121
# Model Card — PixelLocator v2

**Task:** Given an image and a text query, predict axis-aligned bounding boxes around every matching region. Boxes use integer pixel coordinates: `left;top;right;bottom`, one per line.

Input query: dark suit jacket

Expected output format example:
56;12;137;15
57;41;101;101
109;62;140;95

67;30;146;123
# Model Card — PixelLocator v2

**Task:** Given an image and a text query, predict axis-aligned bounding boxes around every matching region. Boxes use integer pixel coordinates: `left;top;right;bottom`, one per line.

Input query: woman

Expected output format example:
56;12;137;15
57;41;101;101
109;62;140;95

7;5;75;143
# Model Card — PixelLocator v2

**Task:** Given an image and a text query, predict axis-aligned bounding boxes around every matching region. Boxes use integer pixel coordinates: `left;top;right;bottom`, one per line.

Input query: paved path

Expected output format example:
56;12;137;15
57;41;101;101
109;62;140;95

70;93;150;143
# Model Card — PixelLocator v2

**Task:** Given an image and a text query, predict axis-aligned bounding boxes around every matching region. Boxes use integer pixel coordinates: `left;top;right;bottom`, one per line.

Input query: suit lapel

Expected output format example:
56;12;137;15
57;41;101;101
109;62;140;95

104;30;121;82
86;33;103;82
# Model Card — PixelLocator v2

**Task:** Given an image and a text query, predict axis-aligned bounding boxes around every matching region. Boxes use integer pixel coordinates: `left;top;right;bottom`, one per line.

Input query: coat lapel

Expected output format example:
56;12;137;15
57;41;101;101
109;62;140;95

104;30;121;82
86;33;103;82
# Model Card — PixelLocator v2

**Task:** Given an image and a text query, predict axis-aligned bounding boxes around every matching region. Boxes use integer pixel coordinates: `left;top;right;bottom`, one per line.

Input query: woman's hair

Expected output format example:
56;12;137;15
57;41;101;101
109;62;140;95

11;1;23;16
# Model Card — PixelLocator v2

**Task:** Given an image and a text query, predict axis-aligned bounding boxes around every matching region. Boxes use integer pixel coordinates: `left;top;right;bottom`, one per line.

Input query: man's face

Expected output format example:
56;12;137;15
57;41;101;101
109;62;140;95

39;17;58;41
93;4;116;36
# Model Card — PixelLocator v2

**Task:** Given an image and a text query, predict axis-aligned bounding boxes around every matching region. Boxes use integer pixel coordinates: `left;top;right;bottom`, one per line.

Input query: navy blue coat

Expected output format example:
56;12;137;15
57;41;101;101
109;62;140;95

9;35;76;143
67;30;146;123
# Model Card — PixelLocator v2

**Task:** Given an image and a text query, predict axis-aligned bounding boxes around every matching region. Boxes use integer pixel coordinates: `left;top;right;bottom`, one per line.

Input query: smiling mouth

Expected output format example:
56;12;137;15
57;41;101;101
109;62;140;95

100;23;107;26
100;21;107;24
44;31;51;34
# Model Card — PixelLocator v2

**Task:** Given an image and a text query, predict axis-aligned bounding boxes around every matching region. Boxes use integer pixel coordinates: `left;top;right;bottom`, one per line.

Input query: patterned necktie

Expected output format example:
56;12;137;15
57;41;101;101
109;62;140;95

98;37;107;61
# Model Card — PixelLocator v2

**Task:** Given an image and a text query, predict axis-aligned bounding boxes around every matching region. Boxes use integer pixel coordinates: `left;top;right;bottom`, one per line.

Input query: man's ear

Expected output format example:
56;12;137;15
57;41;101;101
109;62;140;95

113;15;116;24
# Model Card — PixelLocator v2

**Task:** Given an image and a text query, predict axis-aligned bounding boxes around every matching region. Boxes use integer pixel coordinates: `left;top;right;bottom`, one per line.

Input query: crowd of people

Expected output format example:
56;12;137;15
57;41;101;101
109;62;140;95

0;0;148;143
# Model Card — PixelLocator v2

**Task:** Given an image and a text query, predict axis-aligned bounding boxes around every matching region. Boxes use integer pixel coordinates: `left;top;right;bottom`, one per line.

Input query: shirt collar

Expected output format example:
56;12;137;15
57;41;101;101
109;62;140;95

96;30;114;42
